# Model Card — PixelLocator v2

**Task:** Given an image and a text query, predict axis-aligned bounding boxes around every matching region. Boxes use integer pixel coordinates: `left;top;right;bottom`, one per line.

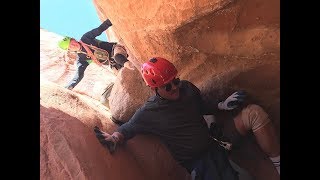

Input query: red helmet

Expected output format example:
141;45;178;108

141;57;178;88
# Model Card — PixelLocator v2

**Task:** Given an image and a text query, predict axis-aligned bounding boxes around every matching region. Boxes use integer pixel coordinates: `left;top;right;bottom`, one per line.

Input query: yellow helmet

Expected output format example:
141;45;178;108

58;36;72;50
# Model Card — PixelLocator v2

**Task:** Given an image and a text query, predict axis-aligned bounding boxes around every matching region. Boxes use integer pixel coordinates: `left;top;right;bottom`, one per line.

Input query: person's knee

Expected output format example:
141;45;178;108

241;104;270;132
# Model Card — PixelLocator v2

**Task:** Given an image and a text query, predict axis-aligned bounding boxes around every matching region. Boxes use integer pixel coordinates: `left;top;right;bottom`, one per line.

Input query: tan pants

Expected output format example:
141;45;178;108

221;104;271;148
241;104;271;132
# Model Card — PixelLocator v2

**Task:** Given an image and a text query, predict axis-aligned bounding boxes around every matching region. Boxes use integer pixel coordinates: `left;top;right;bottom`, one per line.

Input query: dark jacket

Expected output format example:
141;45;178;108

117;81;218;164
117;80;239;180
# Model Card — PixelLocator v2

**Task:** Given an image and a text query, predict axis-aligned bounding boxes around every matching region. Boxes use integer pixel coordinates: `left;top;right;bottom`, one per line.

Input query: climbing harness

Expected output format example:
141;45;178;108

77;41;118;76
79;41;111;66
85;43;110;64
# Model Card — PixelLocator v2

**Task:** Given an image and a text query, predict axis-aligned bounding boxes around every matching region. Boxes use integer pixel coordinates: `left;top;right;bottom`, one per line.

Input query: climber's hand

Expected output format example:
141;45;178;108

94;126;117;153
218;91;246;110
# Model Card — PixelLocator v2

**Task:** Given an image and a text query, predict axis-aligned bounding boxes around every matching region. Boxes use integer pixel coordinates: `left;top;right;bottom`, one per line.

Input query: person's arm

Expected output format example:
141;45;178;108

81;19;112;43
115;108;145;142
186;81;219;115
201;96;220;115
64;57;89;90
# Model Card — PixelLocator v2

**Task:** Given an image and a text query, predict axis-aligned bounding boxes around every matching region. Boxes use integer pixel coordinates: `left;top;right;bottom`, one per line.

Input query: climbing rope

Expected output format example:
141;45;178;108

78;41;116;75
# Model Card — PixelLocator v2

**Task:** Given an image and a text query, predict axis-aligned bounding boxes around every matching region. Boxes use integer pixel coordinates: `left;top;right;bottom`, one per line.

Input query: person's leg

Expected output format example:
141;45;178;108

233;104;280;174
65;60;89;89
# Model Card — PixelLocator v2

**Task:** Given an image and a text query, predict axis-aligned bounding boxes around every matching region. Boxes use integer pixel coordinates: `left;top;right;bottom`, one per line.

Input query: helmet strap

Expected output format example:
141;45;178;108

155;88;165;100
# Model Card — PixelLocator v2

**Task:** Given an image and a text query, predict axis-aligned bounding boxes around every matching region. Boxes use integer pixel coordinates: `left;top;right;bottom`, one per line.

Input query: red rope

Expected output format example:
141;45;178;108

79;41;110;66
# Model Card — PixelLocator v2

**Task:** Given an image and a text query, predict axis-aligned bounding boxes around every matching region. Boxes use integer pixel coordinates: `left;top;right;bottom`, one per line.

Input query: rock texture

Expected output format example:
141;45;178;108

109;65;153;122
40;80;190;180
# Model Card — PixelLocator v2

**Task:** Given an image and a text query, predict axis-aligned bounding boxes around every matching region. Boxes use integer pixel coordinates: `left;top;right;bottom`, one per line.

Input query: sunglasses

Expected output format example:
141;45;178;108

161;78;180;92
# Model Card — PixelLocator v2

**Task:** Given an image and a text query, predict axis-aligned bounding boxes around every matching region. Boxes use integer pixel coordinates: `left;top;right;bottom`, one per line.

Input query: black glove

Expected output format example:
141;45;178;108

94;126;117;153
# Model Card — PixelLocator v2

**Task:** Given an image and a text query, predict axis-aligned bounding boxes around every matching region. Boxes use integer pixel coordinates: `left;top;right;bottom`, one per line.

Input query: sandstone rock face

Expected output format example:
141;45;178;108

109;63;153;122
40;80;190;180
40;81;145;180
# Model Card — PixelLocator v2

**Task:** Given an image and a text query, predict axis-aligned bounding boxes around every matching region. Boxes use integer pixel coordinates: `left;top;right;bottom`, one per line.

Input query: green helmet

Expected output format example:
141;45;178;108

58;36;72;50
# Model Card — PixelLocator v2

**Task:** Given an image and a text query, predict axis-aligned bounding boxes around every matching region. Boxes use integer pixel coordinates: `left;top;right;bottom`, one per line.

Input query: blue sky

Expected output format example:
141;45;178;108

40;0;107;41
